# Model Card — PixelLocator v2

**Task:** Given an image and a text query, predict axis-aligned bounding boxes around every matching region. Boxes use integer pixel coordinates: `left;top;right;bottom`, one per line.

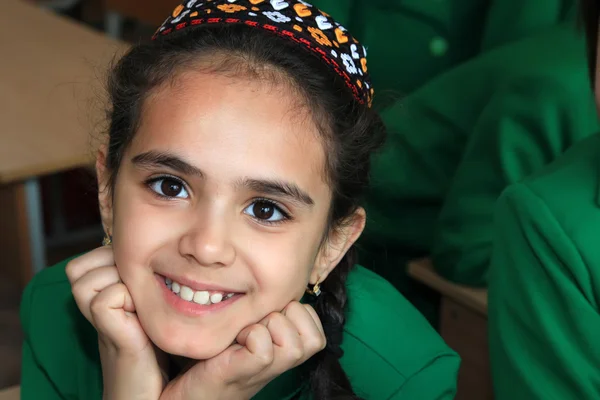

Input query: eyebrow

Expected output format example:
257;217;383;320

237;178;315;207
131;150;314;207
131;151;204;177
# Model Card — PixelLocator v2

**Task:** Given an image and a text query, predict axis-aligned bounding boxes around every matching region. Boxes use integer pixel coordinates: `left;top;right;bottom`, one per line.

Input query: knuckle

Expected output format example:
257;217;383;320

70;283;85;301
319;334;327;351
64;259;79;281
302;303;316;313
255;350;274;366
284;301;302;315
287;345;304;362
308;334;327;353
89;293;106;316
269;312;285;323
284;300;302;311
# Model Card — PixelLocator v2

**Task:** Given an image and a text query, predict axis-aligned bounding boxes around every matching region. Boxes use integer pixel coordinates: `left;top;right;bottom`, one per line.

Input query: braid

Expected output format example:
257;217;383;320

302;247;362;400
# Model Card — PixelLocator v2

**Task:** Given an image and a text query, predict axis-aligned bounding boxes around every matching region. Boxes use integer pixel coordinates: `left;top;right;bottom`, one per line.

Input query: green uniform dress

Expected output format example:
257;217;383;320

315;0;598;302
21;258;460;399
311;0;577;104
488;133;600;400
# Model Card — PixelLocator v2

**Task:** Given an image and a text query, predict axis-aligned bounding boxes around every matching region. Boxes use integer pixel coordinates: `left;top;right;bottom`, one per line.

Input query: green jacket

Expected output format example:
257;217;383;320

310;0;577;105
306;1;591;299
21;259;459;399
430;24;599;286
489;133;600;399
359;22;598;298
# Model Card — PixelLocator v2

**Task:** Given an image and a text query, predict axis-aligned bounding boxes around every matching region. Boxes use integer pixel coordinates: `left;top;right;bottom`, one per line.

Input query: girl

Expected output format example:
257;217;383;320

20;1;459;399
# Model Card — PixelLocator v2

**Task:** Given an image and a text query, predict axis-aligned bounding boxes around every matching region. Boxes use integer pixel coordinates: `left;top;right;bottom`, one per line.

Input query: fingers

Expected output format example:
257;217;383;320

259;312;304;366
282;303;326;363
226;324;274;381
235;302;326;379
66;246;115;284
71;265;121;323
199;302;327;393
300;304;326;338
66;247;153;359
91;282;138;345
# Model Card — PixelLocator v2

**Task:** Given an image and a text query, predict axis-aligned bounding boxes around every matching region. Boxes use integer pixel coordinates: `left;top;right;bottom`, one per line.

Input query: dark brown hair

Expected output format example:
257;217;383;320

104;24;385;399
581;0;600;81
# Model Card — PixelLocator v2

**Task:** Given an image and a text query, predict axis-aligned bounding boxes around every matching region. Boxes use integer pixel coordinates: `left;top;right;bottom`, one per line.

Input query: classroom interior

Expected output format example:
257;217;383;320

4;0;583;399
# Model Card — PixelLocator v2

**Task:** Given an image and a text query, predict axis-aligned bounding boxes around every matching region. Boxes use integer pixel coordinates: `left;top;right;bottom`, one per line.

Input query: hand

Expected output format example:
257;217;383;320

161;301;326;400
66;247;168;400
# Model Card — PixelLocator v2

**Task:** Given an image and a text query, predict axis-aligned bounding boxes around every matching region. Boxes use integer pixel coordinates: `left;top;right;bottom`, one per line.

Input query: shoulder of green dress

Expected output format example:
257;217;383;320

27;256;78;288
519;134;600;220
497;134;600;253
340;266;459;395
21;255;102;399
21;255;92;345
22;256;89;333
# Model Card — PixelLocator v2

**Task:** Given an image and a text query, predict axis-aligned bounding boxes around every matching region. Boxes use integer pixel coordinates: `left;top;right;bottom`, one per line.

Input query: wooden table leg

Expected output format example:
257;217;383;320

0;180;46;289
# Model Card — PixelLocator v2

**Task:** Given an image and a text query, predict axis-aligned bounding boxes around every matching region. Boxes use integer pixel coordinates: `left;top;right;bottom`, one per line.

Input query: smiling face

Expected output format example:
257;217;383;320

96;68;361;359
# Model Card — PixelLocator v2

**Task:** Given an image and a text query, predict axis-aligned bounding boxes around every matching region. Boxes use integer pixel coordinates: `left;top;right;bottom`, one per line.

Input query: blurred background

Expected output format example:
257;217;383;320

0;0;181;390
0;1;594;399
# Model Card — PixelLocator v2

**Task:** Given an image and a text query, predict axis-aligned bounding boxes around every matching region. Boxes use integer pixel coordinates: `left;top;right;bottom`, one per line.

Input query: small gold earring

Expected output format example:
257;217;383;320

306;280;322;297
102;234;112;246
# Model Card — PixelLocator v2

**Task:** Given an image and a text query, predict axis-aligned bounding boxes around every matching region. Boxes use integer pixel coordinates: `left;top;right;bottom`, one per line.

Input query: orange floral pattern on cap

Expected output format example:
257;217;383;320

307;27;331;47
217;4;247;13
172;4;184;17
154;0;373;106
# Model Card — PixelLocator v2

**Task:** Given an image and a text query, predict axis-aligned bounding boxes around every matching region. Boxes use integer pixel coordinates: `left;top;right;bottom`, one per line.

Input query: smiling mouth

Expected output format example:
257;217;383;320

163;276;240;306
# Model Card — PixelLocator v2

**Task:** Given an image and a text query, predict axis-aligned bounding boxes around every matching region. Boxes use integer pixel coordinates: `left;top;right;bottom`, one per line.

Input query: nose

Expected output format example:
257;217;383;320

178;208;236;268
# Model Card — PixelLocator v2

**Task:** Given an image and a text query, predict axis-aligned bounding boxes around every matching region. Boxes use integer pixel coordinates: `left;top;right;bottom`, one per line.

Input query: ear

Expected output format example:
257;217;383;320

311;207;366;284
96;145;114;236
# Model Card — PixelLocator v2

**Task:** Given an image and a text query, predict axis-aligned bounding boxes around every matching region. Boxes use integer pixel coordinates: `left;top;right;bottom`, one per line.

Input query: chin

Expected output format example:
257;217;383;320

145;321;237;360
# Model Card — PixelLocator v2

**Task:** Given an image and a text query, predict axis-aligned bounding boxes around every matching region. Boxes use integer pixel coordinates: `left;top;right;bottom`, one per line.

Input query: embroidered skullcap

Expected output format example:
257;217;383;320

153;0;373;107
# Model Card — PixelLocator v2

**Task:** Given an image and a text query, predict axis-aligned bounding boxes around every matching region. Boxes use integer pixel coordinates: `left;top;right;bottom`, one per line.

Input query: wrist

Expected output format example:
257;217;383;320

99;345;165;400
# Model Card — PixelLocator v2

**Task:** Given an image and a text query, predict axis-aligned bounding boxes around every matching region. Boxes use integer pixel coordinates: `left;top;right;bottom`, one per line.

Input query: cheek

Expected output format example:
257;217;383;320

110;181;183;279
244;224;324;305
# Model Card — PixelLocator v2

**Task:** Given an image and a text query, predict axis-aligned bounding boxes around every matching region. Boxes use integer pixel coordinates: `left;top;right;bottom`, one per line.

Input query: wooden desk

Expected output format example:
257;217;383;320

0;386;19;400
0;0;127;287
408;259;493;400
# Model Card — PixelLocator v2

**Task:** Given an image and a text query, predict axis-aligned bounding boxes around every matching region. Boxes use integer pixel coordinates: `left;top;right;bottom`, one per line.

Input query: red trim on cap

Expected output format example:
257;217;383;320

155;16;365;105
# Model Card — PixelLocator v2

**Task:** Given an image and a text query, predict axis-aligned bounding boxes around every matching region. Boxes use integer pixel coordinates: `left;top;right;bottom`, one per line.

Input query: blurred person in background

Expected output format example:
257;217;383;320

488;1;600;398
311;0;599;319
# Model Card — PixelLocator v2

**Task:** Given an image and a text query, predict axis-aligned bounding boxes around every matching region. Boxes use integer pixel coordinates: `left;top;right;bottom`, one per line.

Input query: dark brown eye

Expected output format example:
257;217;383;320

148;177;188;198
244;200;288;223
161;179;182;197
252;201;275;220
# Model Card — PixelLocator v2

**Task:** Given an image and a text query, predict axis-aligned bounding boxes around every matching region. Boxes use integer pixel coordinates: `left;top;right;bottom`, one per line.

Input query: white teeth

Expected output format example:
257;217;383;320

210;293;223;304
193;291;210;305
171;282;181;294
165;276;236;305
180;286;194;301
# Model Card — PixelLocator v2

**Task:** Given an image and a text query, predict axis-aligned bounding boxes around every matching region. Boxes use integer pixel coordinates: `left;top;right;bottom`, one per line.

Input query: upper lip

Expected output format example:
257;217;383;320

158;273;244;293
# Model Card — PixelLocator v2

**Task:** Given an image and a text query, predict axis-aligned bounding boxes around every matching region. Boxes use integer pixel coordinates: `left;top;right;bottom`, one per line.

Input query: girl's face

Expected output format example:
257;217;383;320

97;69;361;359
